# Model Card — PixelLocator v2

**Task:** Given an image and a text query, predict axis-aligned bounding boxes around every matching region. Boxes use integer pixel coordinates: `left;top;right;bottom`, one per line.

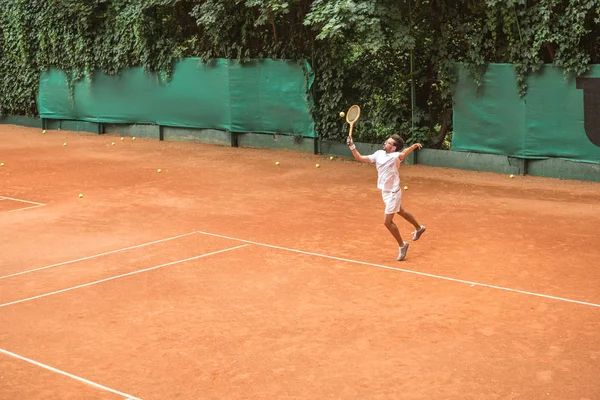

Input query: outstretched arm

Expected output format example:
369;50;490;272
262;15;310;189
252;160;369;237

346;136;371;163
398;143;423;161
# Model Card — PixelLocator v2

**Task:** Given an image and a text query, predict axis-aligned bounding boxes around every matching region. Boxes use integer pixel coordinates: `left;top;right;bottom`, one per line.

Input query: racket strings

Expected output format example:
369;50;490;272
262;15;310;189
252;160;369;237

346;105;360;123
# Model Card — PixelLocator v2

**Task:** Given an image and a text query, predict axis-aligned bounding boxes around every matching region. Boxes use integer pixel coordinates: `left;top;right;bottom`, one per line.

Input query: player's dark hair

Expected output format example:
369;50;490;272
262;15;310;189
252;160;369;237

390;134;405;151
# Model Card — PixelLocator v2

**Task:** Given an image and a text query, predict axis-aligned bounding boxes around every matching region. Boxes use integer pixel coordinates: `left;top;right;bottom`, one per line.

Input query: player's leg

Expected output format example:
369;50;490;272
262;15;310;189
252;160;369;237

382;190;409;260
397;207;426;241
383;213;404;246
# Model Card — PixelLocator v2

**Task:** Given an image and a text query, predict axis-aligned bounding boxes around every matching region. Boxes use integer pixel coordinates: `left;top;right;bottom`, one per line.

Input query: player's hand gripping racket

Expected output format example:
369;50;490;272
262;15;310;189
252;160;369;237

346;105;361;139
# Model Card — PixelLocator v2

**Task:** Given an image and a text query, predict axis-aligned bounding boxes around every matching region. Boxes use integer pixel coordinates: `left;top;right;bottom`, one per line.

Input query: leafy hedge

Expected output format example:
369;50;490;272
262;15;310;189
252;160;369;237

1;0;599;146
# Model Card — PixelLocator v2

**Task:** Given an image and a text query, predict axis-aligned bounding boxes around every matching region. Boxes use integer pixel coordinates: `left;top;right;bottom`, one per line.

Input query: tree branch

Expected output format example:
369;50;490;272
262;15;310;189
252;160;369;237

272;19;278;44
432;108;452;149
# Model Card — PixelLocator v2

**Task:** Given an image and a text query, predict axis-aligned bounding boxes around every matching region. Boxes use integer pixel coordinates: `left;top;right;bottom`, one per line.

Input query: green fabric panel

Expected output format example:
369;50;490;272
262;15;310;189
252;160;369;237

524;65;600;162
451;65;526;157
158;59;231;130
38;71;75;120
74;68;162;124
228;60;315;135
451;64;600;163
38;59;315;137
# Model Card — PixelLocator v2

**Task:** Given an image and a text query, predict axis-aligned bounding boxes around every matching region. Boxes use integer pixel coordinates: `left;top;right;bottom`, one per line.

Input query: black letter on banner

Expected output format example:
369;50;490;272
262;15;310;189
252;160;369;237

576;77;600;147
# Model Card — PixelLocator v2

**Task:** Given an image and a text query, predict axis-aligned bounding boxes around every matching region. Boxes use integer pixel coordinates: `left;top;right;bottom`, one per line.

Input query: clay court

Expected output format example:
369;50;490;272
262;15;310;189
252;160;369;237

1;124;599;400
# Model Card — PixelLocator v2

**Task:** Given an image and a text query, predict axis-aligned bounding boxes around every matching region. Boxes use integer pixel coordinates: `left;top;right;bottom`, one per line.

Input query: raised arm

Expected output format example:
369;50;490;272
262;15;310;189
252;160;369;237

398;143;423;161
346;136;371;163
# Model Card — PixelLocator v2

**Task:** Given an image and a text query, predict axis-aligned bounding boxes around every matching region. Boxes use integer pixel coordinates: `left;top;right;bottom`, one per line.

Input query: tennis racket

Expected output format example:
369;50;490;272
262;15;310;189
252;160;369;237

346;105;361;138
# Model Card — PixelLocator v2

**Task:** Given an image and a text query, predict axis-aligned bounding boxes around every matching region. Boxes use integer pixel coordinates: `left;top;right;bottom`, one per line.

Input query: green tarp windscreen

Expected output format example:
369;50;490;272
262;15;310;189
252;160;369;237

38;59;316;137
451;64;600;163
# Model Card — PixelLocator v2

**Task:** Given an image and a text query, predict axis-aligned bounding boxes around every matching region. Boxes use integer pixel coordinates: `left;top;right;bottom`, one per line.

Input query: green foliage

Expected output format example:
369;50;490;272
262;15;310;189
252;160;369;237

1;0;599;148
0;0;197;115
454;0;600;97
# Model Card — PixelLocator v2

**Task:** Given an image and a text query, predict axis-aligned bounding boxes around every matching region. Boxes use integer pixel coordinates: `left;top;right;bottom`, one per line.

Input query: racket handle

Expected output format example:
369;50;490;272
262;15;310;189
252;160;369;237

348;123;354;138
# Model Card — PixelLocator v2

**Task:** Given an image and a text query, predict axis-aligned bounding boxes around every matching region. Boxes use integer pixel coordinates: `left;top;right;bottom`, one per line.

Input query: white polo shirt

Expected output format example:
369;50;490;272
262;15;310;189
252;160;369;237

367;150;401;191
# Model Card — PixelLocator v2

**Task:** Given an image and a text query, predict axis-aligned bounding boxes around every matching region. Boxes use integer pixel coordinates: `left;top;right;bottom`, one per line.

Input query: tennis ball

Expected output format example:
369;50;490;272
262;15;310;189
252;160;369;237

0;163;4;167
404;186;408;190
275;161;280;166
509;174;515;178
316;163;320;168
78;193;83;198
111;142;115;146
132;137;136;140
329;156;334;160
339;111;345;118
63;142;67;146
42;130;46;134
120;137;124;141
157;168;162;173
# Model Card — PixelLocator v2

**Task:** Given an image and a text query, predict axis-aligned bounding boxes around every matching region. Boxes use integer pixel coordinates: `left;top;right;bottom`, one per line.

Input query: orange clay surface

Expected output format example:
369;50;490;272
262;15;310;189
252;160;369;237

1;125;599;400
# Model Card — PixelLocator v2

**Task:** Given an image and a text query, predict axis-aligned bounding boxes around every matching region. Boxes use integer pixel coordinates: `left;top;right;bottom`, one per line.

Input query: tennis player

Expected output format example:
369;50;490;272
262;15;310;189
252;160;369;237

347;134;426;261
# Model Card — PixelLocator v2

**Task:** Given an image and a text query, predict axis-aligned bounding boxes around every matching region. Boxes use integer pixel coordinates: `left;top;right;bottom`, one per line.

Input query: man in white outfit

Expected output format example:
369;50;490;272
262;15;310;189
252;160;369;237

346;134;426;261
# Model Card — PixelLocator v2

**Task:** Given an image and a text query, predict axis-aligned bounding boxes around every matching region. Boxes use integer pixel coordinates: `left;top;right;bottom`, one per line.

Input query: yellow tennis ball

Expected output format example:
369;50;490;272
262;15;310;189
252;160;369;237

404;186;408;190
316;164;320;168
78;193;83;198
63;142;67;146
120;137;124;141
157;169;162;173
509;174;514;178
111;142;115;146
42;130;46;134
0;163;4;167
329;156;334;160
132;137;136;140
339;111;345;118
275;161;280;166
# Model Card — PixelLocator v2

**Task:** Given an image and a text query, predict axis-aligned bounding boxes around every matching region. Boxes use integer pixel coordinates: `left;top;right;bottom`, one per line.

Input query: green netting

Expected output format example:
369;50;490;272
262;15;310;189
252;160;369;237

451;64;600;163
38;59;316;137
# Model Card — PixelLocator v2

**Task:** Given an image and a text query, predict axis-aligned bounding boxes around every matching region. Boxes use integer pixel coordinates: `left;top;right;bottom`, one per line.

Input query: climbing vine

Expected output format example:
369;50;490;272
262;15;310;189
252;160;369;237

1;0;599;146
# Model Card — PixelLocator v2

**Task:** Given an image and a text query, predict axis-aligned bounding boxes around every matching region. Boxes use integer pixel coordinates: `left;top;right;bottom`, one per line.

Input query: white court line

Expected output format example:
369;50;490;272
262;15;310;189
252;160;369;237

0;244;248;308
195;231;600;309
0;347;142;400
8;204;46;213
0;231;198;280
0;195;44;205
0;195;46;212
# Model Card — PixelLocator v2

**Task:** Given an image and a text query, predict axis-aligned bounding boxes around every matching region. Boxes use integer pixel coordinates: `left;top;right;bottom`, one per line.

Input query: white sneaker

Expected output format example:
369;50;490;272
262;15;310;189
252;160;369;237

412;226;426;241
397;241;409;261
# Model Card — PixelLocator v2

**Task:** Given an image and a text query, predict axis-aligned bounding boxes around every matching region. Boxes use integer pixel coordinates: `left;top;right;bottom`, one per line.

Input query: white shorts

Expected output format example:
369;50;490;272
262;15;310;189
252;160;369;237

382;189;402;214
